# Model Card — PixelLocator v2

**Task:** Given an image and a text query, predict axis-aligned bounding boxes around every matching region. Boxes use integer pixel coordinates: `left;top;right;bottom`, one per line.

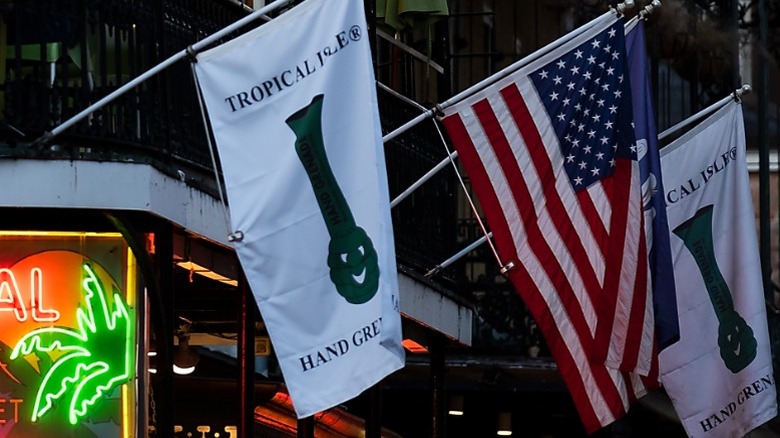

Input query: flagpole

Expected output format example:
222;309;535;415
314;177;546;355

658;84;751;141
639;0;662;19
383;110;437;143
624;0;661;32
390;150;456;208
424;5;660;277
425;232;492;277
381;78;506;268
382;5;632;144
33;0;295;146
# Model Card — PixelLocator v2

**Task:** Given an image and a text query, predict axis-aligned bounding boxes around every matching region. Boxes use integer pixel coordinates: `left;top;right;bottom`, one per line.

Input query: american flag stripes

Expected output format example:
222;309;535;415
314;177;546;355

441;14;655;433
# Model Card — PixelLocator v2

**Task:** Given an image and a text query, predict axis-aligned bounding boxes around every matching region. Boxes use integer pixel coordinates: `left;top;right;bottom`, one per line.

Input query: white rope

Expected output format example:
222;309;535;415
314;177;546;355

430;119;507;273
190;63;238;242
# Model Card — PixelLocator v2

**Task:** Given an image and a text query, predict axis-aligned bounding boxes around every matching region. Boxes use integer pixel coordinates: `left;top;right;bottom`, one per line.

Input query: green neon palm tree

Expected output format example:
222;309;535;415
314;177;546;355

10;262;133;425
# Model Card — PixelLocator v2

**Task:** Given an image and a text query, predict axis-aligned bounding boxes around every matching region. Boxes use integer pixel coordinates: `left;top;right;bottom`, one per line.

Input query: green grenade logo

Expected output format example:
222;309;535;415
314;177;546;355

673;204;757;373
285;94;380;304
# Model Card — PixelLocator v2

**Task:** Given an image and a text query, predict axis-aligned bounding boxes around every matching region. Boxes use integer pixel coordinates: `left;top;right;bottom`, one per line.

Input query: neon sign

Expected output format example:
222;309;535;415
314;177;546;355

11;263;133;425
0;268;60;322
0;233;137;438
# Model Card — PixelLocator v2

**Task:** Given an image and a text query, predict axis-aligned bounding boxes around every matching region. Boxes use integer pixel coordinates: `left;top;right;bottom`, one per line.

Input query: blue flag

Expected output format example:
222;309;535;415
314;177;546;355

626;20;680;350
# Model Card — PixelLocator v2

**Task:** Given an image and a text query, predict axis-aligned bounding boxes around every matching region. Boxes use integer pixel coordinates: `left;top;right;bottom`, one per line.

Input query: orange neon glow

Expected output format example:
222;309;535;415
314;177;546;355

255;391;403;438
175;261;238;286
123;246;137;438
0;252;88;347
0;231;123;238
402;339;429;354
0;231;137;437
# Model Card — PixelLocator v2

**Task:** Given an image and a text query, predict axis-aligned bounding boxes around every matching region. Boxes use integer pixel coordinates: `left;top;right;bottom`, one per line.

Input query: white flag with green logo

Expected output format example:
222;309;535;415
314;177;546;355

659;101;777;438
191;0;404;418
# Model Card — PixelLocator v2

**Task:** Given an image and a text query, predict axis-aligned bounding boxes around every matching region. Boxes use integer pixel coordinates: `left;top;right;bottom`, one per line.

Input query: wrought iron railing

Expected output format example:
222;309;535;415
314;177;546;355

0;0;254;191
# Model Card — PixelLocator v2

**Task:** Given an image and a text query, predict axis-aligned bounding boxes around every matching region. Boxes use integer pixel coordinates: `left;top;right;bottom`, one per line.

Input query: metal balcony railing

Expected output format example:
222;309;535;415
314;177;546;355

0;0;255;190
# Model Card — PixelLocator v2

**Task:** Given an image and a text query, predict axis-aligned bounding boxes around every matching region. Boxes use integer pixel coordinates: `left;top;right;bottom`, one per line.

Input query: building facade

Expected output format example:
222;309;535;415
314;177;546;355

0;0;778;437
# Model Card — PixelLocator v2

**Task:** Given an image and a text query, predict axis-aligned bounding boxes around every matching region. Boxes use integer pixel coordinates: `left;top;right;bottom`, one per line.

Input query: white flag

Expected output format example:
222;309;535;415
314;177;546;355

659;101;777;438
192;0;404;418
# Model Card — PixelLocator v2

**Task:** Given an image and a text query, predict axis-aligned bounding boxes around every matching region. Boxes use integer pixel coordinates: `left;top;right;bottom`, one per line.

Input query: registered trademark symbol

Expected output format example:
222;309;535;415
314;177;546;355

349;25;361;41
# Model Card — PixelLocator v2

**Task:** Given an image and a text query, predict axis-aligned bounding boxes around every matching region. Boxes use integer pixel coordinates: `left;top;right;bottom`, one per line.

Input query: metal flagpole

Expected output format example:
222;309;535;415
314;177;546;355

382;3;635;144
425;232;492;277
658;84;751;141
32;0;295;146
383;86;508;272
391;151;456;208
436;3;631;112
383;110;437;143
395;4;639;275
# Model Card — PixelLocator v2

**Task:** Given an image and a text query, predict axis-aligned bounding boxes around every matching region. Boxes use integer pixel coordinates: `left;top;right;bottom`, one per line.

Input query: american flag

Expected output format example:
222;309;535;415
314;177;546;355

441;15;655;433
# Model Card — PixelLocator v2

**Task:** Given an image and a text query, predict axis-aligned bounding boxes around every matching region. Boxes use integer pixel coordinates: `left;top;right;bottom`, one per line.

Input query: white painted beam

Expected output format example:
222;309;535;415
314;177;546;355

0;159;473;345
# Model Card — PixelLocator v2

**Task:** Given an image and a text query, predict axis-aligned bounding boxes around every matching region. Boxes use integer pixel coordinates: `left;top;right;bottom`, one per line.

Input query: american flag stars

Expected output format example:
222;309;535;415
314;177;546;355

530;22;637;191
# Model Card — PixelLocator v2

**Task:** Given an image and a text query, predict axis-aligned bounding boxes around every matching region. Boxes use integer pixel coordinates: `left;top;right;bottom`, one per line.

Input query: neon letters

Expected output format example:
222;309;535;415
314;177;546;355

0;267;60;322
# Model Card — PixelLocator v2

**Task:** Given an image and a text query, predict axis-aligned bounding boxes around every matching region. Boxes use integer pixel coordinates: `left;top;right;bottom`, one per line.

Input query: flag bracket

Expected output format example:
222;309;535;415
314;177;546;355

733;84;752;102
186;45;199;63
614;0;636;15
433;104;445;119
228;231;244;243
639;0;662;19
499;261;515;275
31;131;54;152
424;265;442;278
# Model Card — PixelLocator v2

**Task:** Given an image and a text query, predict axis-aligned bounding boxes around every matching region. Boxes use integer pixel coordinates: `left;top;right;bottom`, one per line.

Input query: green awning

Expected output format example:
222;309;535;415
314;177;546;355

376;0;449;32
